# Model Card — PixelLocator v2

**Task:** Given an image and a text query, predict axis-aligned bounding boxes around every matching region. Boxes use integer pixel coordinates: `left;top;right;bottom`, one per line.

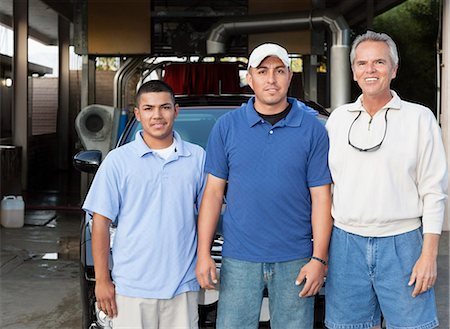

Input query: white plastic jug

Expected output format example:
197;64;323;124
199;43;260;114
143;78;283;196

1;196;25;228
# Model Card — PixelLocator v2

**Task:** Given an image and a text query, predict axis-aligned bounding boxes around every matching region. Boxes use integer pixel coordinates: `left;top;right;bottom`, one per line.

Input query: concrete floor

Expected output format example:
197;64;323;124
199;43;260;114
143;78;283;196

1;210;82;329
1;209;449;329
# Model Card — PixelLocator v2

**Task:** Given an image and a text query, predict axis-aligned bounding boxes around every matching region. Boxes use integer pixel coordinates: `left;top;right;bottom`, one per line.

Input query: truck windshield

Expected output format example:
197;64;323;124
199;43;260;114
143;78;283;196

124;108;232;149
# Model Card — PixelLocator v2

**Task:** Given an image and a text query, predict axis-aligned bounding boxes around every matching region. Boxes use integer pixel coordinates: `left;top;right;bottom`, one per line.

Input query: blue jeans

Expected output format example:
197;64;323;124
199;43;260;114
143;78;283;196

217;257;314;329
325;226;439;329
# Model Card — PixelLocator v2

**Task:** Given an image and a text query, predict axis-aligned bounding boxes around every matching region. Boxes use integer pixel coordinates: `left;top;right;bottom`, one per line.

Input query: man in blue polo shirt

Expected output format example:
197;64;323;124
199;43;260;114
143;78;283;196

83;80;205;328
195;43;332;329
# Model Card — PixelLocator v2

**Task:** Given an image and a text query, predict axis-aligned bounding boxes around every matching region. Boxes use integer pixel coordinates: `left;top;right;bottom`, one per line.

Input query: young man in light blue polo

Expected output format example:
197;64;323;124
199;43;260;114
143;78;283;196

83;80;205;328
195;43;333;329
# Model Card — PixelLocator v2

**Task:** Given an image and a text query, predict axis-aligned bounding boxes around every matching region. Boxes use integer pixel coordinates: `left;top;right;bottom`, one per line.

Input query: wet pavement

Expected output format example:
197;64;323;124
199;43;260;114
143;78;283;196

1;210;82;329
1;207;449;329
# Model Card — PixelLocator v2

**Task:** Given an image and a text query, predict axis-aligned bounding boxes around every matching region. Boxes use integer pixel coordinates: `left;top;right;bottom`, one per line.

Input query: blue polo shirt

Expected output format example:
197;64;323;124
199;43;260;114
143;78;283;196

83;131;205;299
205;97;331;262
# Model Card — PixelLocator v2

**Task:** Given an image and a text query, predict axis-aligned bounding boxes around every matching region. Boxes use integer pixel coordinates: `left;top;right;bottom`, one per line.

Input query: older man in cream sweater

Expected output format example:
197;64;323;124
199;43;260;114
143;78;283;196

325;31;448;329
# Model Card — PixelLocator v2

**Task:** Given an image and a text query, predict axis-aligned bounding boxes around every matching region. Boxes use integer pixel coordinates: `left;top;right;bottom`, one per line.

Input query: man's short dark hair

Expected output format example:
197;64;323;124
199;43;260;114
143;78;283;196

135;80;176;106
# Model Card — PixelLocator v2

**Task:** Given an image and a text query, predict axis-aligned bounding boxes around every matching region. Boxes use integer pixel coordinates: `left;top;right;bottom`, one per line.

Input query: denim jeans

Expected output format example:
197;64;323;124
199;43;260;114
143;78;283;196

325;226;439;329
217;257;314;329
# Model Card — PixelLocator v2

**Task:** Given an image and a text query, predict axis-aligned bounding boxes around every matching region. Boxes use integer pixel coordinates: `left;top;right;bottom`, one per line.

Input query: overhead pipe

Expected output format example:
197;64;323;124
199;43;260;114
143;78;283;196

206;10;351;110
113;56;147;109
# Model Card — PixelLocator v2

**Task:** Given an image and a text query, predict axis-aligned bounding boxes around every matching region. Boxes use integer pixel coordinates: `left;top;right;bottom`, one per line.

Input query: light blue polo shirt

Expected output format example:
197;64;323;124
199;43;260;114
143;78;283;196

83;131;205;299
205;97;332;262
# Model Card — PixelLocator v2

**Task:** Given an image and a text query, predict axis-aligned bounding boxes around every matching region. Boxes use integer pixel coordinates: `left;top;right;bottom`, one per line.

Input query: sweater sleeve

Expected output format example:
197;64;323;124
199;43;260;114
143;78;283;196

416;109;448;234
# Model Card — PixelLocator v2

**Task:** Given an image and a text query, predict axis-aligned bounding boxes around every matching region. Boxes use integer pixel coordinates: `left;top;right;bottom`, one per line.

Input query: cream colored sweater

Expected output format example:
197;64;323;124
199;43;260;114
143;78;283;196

326;91;448;237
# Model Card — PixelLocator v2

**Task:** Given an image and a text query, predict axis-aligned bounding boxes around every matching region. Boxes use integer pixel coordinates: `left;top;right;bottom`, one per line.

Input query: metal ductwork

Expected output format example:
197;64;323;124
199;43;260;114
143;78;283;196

206;10;351;110
113;56;147;109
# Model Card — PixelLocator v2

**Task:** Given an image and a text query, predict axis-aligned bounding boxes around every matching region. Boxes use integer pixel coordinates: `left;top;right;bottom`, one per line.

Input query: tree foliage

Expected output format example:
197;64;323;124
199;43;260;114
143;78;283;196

353;0;440;112
96;57;119;71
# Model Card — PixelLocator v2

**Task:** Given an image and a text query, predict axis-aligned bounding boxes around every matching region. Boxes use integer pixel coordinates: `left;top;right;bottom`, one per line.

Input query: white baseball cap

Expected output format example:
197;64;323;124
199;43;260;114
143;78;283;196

247;43;291;69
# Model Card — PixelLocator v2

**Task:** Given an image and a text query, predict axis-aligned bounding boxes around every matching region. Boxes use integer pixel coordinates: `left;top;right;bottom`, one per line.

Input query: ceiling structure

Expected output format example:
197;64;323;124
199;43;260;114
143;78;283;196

0;0;406;56
0;53;53;75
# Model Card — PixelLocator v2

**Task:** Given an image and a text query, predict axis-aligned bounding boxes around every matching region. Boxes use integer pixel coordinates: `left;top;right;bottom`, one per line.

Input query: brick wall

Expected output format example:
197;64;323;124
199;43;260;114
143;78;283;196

95;70;115;106
30;77;58;135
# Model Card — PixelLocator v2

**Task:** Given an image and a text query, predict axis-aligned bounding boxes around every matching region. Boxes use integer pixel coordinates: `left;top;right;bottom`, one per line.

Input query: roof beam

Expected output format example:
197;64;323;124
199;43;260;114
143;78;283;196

39;0;73;22
0;13;56;45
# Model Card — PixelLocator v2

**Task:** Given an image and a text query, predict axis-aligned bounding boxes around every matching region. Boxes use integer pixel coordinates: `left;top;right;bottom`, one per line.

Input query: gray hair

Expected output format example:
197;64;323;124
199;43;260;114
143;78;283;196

350;30;399;67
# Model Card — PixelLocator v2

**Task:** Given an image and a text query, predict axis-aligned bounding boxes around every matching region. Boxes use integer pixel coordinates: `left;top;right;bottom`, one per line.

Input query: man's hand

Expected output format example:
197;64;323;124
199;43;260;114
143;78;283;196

408;254;437;298
92;213;116;317
95;278;117;318
408;233;440;298
196;174;226;290
296;260;326;297
196;255;218;290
